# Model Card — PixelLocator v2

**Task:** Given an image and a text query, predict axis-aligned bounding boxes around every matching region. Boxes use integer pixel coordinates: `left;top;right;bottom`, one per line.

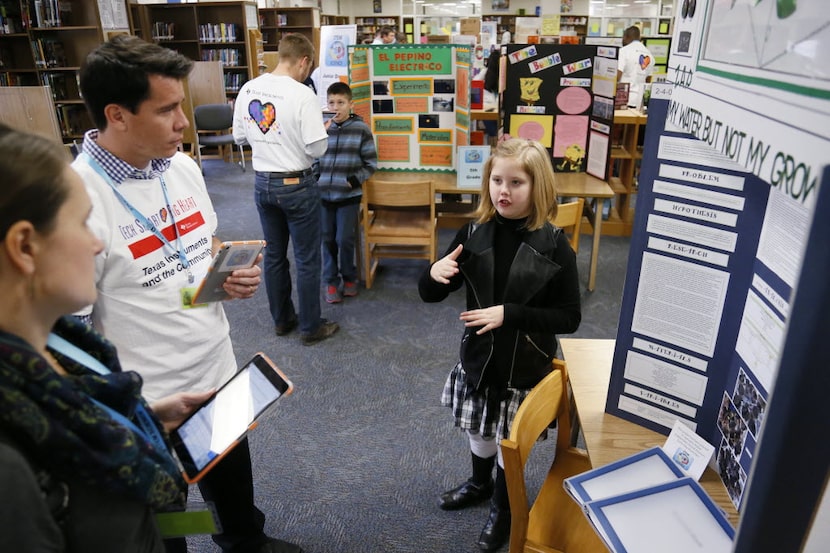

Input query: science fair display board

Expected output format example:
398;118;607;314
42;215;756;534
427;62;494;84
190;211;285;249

348;44;472;172
499;44;616;180
316;25;357;108
605;0;829;513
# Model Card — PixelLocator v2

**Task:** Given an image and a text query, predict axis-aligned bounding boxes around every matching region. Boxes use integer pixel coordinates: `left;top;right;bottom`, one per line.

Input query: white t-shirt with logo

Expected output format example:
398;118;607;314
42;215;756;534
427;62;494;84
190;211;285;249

232;72;328;173
618;40;655;108
73;153;237;403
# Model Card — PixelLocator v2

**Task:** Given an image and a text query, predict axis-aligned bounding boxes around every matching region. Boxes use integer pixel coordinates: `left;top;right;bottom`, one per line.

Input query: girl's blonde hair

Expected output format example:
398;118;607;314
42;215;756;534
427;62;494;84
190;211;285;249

473;138;558;231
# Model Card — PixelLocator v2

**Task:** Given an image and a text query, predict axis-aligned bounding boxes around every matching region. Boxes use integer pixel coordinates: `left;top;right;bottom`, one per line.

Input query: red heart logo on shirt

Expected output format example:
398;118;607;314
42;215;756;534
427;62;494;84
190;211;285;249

248;100;276;134
639;55;652;70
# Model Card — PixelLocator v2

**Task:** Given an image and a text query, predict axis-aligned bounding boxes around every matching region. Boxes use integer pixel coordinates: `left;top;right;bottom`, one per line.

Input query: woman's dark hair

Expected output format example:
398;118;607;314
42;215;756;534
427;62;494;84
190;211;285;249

79;34;193;131
0;124;70;238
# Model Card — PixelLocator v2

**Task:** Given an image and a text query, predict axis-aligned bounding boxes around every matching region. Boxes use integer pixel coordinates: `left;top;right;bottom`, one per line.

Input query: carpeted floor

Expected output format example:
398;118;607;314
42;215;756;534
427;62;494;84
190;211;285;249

186;159;631;553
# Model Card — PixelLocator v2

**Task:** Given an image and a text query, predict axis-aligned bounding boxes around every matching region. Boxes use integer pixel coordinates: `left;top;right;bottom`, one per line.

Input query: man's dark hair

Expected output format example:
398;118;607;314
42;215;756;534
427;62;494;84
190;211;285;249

623;26;641;41
327;82;352;100
379;26;394;38
79;35;193;130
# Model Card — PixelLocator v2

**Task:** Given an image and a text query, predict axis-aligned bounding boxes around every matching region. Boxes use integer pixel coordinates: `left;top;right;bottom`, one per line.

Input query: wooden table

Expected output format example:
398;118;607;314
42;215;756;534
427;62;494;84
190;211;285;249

470;108;498;121
369;170;613;292
559;338;739;526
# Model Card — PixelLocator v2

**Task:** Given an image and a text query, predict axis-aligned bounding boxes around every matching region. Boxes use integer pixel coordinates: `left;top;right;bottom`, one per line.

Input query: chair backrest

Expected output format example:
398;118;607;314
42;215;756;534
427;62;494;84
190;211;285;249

193;103;234;133
501;359;605;553
363;178;434;209
552;198;584;254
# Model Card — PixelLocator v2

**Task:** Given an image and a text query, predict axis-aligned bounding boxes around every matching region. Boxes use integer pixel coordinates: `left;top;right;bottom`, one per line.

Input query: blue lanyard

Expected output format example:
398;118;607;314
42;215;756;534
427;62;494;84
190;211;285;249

47;333;168;452
79;153;194;283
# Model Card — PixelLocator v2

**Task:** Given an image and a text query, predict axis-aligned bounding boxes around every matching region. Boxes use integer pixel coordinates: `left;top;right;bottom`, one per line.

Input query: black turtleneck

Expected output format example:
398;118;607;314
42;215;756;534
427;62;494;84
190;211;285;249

492;213;527;303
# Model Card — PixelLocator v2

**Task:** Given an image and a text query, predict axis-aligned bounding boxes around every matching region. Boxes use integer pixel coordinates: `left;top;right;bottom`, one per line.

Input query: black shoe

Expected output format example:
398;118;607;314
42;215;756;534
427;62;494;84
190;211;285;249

275;317;298;336
301;319;339;345
477;504;511;551
439;479;494;511
254;538;304;553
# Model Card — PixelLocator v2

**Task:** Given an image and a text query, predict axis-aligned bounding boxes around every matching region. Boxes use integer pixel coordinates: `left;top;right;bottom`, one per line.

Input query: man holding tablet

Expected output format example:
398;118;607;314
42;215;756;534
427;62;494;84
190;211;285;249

72;35;302;553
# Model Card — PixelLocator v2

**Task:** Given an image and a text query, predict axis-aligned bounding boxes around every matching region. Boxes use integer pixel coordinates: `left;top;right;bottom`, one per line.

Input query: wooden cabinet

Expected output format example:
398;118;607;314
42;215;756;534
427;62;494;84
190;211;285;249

0;0;109;141
138;1;258;100
602;109;647;236
354;16;400;43
321;14;348;26
482;14;515;42
258;7;320;55
559;15;588;40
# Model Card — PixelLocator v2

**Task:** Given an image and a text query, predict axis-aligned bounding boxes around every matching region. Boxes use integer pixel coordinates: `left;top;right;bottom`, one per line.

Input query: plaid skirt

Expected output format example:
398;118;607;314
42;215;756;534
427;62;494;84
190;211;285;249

440;362;535;440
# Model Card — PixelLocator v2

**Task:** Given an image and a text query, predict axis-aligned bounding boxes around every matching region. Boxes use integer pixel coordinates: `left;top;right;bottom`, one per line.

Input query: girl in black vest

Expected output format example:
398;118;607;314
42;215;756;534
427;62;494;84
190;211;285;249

419;139;581;551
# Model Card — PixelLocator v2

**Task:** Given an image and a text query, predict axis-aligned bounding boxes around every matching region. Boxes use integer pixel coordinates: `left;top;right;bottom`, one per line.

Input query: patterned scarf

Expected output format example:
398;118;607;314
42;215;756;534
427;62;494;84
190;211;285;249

0;316;186;509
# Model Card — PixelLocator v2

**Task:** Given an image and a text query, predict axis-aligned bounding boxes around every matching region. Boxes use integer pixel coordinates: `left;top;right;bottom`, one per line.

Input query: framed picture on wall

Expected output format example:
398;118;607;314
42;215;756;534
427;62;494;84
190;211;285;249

373;0;382;14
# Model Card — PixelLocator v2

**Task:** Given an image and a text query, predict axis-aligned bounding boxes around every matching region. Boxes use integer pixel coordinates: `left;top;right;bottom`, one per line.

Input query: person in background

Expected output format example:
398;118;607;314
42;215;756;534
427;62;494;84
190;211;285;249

481;49;501;140
500;26;511;45
234;33;339;346
71;36;301;553
395;30;407;44
372;26;396;44
617;25;655;109
0;122;213;552
419;139;581;552
314;82;377;304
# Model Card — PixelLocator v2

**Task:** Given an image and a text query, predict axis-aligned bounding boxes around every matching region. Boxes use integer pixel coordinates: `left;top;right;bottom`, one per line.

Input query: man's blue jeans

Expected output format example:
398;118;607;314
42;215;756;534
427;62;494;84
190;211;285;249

254;172;322;335
321;199;360;286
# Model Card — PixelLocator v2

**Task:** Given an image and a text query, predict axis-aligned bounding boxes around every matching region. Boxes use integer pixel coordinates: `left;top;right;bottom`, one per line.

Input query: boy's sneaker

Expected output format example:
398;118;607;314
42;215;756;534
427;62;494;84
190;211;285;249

343;281;359;297
325;285;342;304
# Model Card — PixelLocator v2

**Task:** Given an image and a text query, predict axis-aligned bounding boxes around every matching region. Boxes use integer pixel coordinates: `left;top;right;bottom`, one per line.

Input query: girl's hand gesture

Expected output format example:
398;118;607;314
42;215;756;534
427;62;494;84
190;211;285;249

430;244;463;284
460;305;505;334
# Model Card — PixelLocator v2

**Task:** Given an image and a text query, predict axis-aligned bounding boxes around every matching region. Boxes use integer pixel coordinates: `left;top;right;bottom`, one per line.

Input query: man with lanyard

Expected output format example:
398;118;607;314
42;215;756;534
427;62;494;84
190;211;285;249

233;33;339;346
72;36;303;553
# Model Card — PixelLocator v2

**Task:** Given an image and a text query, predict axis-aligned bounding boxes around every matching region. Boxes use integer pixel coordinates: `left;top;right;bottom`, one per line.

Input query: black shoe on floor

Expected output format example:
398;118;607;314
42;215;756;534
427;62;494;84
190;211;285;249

439;478;494;511
301;319;339;345
476;504;511;551
275;317;298;336
254;537;304;553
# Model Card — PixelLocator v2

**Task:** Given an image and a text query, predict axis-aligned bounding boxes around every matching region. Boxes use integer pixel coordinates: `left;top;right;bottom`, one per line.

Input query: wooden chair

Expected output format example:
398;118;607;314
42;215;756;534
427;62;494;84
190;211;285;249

552;199;584;254
361;177;437;289
500;359;605;553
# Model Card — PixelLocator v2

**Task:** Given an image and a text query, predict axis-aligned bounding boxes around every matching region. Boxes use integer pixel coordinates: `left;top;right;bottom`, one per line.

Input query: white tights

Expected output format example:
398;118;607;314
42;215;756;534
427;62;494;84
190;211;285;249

468;431;503;468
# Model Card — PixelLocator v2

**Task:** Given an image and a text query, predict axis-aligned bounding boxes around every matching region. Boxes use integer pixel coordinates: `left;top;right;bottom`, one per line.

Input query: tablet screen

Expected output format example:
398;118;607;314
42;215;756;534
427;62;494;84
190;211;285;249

174;361;284;472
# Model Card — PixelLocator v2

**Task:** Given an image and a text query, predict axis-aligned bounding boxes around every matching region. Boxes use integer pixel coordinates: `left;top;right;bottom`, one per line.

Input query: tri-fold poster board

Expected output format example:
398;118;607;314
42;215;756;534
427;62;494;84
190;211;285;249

348;44;472;172
605;0;829;513
499;43;616;180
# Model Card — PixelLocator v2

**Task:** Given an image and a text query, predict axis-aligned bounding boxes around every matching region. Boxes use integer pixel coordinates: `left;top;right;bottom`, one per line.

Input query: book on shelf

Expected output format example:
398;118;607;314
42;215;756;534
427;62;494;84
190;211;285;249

152;21;175;41
200;23;239;43
56;104;87;137
29;37;66;68
30;0;64;28
0;1;23;33
0;45;11;68
41;71;68;101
